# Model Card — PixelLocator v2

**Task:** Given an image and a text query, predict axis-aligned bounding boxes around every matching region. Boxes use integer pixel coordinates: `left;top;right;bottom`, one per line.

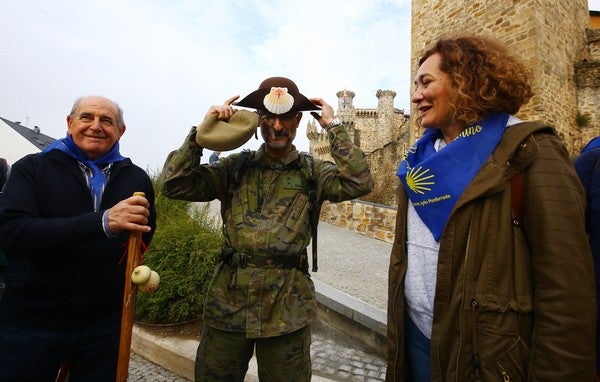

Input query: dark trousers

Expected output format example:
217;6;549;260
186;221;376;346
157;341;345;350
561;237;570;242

406;316;431;382
0;311;121;382
195;324;312;382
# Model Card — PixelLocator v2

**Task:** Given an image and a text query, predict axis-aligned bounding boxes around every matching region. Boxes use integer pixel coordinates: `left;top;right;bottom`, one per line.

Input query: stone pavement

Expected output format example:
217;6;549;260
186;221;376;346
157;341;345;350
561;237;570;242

129;320;387;381
129;352;189;381
310;320;388;381
130;202;393;381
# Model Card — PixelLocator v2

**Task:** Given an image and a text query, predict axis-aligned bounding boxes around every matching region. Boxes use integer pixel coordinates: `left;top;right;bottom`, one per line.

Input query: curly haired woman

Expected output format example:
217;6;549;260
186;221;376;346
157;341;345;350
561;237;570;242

386;35;596;381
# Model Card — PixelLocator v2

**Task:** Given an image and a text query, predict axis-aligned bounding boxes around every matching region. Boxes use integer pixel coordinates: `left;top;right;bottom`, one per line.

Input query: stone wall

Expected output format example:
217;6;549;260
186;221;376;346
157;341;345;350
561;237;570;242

363;142;405;207
410;0;599;154
575;28;600;150
320;199;397;244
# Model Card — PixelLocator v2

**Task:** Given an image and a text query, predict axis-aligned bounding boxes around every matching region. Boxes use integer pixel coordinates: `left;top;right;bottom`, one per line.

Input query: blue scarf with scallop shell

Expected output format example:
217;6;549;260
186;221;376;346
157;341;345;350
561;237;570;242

396;113;509;241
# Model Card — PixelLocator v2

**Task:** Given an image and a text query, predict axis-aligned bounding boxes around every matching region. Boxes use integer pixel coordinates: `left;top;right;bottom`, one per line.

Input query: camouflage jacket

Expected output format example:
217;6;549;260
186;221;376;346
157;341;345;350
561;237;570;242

160;123;374;337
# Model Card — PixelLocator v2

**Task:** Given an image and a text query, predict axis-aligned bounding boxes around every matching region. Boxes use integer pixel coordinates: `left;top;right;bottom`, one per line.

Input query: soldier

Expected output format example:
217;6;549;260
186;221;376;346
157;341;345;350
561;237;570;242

160;76;374;381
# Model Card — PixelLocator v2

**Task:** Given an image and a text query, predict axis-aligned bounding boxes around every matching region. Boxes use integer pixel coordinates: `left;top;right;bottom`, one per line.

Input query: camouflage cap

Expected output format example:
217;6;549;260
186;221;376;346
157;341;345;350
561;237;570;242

195;110;259;151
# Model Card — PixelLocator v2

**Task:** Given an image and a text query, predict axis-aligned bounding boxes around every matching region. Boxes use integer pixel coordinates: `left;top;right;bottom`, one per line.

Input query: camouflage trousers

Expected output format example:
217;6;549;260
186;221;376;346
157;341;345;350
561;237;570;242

195;324;311;382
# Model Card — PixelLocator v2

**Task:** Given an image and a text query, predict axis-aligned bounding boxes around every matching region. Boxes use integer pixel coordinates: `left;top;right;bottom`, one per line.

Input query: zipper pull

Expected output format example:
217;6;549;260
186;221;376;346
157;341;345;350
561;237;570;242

497;361;511;382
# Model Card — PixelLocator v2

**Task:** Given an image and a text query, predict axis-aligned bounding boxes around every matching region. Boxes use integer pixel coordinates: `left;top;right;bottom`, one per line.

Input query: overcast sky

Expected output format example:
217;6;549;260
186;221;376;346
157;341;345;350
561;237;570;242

1;1;598;170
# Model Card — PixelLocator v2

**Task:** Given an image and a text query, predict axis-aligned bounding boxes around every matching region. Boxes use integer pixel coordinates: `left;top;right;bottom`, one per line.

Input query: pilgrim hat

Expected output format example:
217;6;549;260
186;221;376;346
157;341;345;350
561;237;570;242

235;76;320;114
195;77;319;151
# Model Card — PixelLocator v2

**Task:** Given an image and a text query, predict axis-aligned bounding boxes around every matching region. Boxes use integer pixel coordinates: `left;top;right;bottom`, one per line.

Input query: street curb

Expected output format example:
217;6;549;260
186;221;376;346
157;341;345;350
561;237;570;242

314;280;387;357
131;325;197;381
315;280;387;336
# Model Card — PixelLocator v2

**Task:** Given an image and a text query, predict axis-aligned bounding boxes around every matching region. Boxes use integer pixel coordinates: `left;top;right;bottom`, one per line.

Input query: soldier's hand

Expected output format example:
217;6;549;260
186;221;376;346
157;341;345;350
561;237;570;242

107;195;151;234
205;95;240;121
309;98;335;128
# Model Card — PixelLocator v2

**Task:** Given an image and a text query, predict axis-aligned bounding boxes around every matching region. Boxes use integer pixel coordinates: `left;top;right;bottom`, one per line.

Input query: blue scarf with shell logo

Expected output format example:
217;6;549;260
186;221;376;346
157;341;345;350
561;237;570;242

397;113;509;241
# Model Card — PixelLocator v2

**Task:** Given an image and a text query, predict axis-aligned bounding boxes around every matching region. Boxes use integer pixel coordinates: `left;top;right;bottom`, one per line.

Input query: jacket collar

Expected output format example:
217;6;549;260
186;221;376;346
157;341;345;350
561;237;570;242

45;149;131;187
454;121;553;211
254;144;300;167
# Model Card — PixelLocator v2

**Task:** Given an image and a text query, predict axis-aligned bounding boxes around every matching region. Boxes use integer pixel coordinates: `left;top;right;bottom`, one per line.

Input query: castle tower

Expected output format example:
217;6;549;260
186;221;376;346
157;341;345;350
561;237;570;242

376;90;396;112
375;90;398;146
336;90;356;121
306;89;410;206
410;0;593;154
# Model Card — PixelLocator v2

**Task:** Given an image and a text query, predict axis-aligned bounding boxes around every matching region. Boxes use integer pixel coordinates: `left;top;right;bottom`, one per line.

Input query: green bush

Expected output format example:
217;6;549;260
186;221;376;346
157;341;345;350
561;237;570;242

135;176;221;324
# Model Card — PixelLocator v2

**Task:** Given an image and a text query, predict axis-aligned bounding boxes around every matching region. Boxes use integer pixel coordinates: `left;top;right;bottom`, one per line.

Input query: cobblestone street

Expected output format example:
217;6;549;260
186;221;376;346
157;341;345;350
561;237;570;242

311;326;387;381
128;320;387;382
129;352;190;381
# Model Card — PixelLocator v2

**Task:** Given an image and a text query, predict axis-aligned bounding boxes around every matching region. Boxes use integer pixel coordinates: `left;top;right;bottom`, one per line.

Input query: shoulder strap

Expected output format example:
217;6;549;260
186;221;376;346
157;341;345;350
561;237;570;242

232;150;254;188
302;154;322;272
222;151;254;212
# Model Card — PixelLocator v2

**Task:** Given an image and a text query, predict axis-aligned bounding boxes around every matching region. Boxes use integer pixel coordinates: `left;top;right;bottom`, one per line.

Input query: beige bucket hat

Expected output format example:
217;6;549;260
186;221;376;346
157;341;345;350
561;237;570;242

195;110;259;151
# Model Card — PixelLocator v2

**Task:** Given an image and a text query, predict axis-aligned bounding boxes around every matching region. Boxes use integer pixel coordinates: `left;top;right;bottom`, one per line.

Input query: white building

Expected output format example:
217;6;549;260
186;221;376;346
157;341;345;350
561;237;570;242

0;117;55;165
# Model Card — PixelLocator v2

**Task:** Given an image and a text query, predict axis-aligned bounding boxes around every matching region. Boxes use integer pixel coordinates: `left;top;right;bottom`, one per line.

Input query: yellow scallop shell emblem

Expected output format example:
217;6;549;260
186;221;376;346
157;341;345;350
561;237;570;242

406;166;435;195
263;87;294;114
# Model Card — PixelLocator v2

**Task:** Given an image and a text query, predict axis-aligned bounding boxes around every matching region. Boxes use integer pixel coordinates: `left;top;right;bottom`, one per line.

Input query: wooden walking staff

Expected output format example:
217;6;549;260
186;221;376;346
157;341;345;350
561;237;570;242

116;191;145;381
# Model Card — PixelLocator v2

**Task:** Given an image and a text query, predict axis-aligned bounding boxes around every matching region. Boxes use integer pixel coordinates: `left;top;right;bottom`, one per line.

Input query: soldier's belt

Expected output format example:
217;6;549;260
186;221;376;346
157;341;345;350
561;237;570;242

221;249;308;272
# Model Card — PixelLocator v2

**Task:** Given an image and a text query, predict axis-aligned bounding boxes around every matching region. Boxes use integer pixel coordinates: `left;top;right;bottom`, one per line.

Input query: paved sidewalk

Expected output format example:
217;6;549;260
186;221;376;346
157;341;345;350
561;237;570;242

129;352;189;381
131;201;394;381
310;221;391;311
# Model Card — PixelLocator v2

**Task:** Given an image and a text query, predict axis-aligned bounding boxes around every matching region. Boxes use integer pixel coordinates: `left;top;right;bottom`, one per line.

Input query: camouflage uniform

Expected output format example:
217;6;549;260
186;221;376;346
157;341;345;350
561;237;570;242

161;122;373;380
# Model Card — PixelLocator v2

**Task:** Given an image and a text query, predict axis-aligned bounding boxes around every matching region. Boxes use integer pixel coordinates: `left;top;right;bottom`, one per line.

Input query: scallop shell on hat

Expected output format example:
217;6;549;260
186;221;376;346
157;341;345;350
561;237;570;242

263;87;294;114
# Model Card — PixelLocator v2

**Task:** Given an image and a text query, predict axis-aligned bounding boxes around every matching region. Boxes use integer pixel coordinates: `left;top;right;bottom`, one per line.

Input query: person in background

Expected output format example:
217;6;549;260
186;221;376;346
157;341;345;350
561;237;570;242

0;158;8;192
386;35;595;381
0;95;156;381
161;76;374;381
209;150;221;163
0;157;8;299
574;135;600;380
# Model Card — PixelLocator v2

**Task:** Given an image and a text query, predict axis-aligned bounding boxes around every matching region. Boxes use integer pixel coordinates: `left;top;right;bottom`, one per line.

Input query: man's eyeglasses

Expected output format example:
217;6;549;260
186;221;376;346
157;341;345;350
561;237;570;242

258;112;299;124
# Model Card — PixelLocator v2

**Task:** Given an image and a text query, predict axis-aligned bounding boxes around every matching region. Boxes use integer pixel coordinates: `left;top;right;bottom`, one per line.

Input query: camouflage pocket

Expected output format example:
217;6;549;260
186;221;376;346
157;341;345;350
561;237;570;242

230;188;248;226
284;193;310;232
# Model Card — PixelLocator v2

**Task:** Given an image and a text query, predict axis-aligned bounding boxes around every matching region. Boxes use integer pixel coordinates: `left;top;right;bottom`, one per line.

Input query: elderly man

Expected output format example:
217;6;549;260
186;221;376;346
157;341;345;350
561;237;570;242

161;76;374;381
0;95;156;381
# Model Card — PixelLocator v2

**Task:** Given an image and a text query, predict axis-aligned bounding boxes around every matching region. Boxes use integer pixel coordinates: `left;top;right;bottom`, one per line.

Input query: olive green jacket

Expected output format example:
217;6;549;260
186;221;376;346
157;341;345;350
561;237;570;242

161;123;374;337
386;122;596;381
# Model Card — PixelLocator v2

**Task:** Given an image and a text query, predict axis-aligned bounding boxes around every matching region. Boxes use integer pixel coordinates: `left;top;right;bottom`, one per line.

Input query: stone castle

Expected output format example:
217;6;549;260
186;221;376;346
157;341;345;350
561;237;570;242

307;90;409;206
307;1;600;207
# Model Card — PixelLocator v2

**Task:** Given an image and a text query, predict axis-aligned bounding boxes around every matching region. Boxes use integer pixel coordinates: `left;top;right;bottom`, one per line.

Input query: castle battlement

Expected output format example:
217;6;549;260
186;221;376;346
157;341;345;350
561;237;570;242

308;89;408;159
